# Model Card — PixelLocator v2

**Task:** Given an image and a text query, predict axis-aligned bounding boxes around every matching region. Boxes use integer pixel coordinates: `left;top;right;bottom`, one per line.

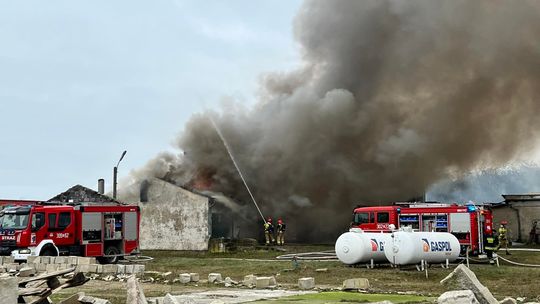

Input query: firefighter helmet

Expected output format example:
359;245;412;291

267;218;272;223
501;220;508;225
278;218;283;224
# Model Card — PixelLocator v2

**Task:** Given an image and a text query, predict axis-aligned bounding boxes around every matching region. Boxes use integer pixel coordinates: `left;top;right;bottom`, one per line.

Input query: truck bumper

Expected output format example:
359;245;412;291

11;249;33;262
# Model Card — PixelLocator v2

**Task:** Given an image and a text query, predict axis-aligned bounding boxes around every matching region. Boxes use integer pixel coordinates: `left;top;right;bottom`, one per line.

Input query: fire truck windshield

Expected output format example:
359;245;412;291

0;213;30;230
352;212;370;225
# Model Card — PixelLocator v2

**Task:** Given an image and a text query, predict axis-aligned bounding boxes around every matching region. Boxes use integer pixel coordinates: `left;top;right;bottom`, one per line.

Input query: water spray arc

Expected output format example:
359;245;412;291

209;118;267;223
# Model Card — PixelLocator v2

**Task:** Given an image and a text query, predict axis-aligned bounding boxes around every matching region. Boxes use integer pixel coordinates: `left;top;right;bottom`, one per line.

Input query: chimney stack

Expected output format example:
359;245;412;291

98;179;105;194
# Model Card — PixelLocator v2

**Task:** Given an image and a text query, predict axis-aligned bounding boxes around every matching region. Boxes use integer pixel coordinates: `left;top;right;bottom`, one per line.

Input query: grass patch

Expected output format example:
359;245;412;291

258;292;434;303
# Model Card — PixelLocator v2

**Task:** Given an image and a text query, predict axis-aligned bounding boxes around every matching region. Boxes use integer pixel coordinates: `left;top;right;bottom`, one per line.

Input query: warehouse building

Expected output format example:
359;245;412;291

491;194;540;242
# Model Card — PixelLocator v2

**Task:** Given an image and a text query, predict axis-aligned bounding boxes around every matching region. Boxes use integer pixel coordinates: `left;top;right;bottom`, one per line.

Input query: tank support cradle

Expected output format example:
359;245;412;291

440;258;450;269
415;260;429;279
365;259;375;269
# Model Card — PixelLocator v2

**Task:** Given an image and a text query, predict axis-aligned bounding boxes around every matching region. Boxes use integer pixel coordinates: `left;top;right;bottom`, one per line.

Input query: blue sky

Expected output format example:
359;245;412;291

0;0;302;199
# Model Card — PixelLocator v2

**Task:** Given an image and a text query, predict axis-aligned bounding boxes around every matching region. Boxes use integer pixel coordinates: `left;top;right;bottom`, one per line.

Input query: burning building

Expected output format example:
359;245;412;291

121;178;257;250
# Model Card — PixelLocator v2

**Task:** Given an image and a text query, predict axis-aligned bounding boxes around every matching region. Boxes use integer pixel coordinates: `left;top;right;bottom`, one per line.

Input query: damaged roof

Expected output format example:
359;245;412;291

48;184;122;204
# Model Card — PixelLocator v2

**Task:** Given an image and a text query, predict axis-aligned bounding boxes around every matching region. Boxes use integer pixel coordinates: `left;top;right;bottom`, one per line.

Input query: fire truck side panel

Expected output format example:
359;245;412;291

80;211;104;257
85;243;103;256
123;211;139;255
79;205;140;257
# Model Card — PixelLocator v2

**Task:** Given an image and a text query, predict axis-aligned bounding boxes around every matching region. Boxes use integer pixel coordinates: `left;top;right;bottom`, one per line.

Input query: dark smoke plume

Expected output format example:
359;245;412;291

126;0;540;242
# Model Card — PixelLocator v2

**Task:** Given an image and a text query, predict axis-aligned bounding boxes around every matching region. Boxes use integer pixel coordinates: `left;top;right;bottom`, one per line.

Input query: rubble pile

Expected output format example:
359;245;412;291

0;256;146;284
0;266;111;304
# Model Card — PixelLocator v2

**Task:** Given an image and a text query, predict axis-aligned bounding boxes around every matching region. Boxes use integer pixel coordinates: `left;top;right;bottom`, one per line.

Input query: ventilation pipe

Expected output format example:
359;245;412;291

98;179;105;194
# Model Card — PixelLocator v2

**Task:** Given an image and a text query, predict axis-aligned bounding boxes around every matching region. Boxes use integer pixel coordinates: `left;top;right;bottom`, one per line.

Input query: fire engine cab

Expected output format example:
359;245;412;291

351;203;493;255
0;202;140;263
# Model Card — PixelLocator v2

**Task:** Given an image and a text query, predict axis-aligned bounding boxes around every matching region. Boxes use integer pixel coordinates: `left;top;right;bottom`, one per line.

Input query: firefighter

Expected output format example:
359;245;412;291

484;232;499;265
498;221;511;255
528;221;538;245
276;218;286;245
264;218;275;245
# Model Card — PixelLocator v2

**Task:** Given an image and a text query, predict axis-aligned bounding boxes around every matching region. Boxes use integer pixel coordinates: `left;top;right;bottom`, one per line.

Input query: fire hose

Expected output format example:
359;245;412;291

460;248;540;267
276;250;338;261
495;248;540;267
122;255;154;263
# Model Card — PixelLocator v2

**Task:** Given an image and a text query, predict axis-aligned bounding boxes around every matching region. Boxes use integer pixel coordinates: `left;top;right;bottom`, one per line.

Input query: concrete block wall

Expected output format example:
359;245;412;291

0;256;145;275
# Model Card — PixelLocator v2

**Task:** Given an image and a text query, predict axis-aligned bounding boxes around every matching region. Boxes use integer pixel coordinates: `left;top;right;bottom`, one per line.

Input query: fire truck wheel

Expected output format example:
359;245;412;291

40;246;58;256
98;246;119;264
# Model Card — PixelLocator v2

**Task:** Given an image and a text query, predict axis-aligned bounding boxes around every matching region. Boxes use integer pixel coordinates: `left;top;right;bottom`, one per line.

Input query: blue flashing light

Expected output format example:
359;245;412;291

466;204;477;212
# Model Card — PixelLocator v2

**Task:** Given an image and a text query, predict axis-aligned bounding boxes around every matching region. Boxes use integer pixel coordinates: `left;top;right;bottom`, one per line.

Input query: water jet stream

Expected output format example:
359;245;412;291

210;118;267;223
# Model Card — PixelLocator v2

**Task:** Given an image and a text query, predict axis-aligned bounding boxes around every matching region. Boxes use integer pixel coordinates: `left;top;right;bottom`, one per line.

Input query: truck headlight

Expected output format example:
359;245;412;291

19;249;31;254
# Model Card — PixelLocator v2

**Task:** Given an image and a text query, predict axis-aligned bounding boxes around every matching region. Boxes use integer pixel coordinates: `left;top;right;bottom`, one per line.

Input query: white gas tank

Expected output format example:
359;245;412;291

335;229;392;265
384;230;460;265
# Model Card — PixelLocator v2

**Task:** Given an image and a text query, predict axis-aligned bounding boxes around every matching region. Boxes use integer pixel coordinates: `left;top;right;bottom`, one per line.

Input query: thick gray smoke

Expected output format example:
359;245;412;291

126;0;540;242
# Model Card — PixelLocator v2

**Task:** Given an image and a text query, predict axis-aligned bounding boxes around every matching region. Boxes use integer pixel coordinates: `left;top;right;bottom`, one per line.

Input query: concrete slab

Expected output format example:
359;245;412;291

126;276;148;304
103;264;118;273
255;277;271;289
179;273;191;283
19;266;36;277
78;257;96;265
0;276;17;303
40;256;50;264
26;256;39;264
54;256;66;264
46;263;58;272
342;278;370;290
125;265;135;274
243;274;257;286
117;264;126;274
440;265;498;304
298;277;315;290
499;297;517;304
189;273;199;282
437;290;479;304
133;264;145;274
208;273;223;283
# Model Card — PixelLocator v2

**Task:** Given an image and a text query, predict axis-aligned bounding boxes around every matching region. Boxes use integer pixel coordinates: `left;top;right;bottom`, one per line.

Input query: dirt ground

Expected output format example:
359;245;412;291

50;244;540;303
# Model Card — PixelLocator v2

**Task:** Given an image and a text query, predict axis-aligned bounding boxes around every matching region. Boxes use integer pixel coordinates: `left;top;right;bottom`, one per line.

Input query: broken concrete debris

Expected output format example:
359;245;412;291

499;298;518;304
0;276;18;304
298;277;315;290
14;267;110;304
440;264;498;304
179;273;191;283
255;276;277;289
438;290;480;304
0;255;145;278
207;273;222;283
342;278;370;291
126;276;148;304
243;274;257;287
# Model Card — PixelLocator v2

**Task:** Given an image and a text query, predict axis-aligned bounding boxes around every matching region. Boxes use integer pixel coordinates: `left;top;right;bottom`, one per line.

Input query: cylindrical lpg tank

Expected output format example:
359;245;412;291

384;231;460;265
335;229;392;264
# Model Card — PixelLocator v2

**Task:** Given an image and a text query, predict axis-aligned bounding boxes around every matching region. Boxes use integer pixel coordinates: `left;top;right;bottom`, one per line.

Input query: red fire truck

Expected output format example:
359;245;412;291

0;202;140;263
351;203;493;255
